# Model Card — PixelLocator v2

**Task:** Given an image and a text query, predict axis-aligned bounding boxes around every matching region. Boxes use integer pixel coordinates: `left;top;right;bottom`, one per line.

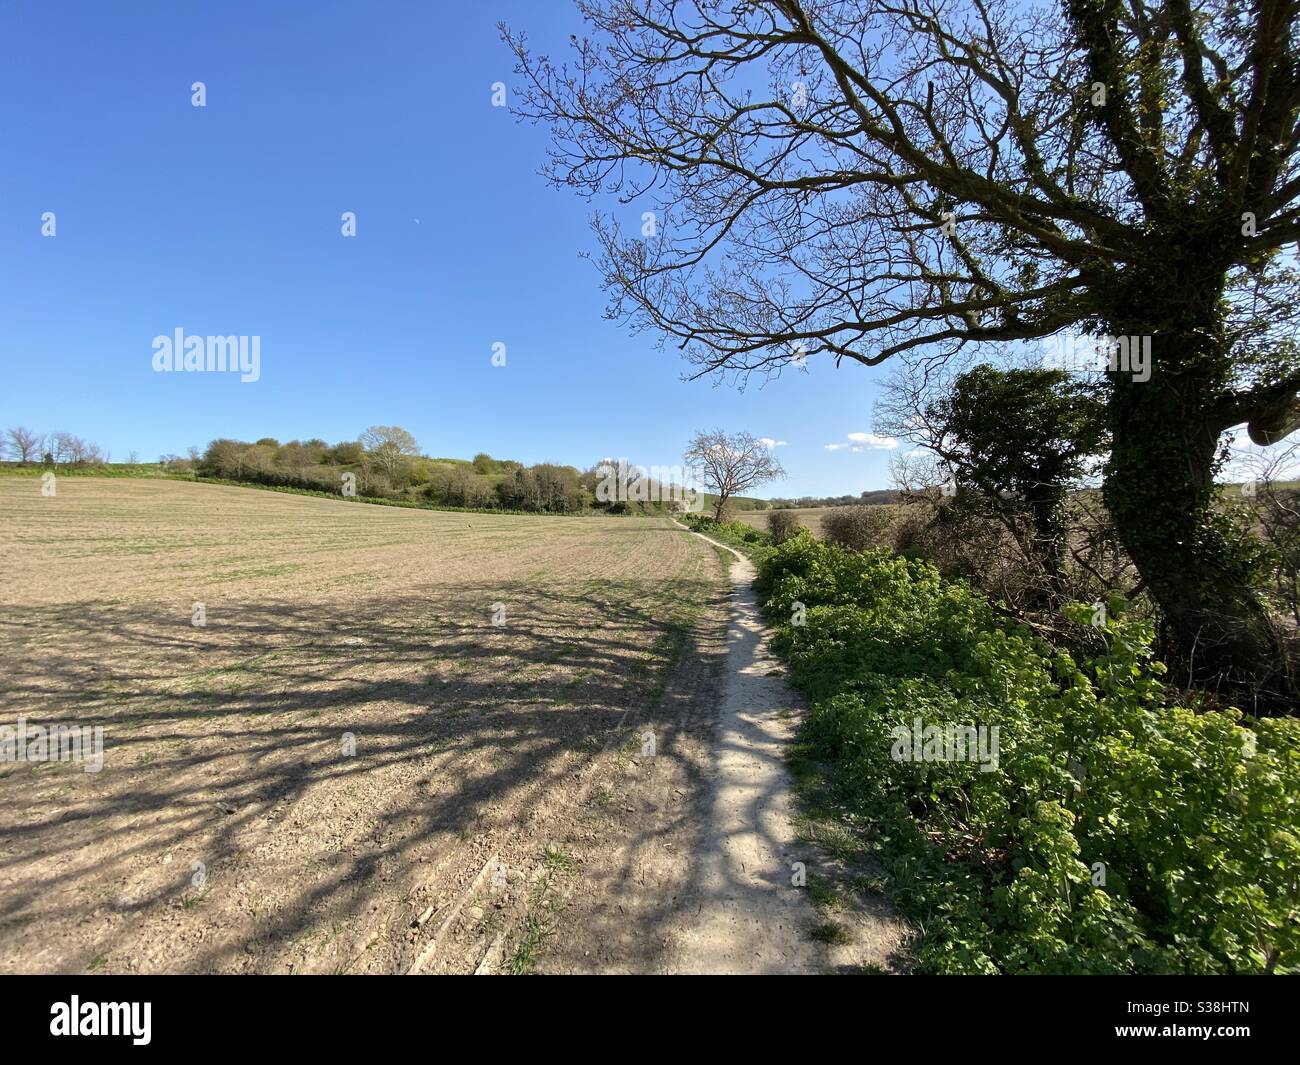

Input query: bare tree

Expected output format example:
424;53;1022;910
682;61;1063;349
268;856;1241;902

359;425;421;483
684;429;785;519
50;432;76;464
1238;441;1300;634
508;0;1300;699
34;432;105;465
6;426;40;464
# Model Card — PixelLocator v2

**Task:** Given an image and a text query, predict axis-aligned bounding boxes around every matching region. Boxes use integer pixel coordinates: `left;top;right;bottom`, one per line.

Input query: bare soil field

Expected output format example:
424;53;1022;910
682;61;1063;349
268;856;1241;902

0;477;737;974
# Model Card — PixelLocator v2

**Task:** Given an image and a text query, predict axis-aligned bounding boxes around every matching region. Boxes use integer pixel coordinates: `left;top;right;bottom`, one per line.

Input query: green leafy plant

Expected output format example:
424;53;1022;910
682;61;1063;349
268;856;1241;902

757;535;1300;973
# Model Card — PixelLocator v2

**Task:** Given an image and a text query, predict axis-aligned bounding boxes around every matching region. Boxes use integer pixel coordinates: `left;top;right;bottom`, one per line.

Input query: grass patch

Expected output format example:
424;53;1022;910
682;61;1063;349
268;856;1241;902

503;915;551;975
503;846;578;974
759;530;1300;974
810;921;853;945
542;845;577;875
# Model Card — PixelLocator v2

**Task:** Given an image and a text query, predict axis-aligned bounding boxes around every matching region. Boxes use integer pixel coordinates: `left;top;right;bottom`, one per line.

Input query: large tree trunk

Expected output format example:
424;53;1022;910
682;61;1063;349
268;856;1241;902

1024;485;1067;583
1102;309;1286;709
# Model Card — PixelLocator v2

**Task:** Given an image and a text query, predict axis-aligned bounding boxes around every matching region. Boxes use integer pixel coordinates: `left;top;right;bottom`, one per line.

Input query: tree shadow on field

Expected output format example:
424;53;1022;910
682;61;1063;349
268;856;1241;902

529;552;893;974
0;576;726;974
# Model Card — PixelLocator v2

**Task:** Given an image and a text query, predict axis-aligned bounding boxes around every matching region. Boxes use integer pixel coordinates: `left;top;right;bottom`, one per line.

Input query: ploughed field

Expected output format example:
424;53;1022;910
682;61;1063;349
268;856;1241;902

0;477;729;973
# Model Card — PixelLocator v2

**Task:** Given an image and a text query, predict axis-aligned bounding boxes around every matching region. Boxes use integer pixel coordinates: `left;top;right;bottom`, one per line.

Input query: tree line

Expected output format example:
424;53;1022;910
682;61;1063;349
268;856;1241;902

1;427;117;465
194;428;588;513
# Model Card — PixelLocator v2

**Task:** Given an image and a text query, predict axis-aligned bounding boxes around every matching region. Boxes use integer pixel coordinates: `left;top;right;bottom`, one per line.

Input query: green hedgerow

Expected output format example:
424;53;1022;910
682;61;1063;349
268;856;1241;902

757;535;1300;974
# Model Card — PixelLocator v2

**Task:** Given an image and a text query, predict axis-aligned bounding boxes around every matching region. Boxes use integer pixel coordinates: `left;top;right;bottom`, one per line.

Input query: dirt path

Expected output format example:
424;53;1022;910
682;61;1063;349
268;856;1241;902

660;530;825;973
536;524;824;973
540;521;908;974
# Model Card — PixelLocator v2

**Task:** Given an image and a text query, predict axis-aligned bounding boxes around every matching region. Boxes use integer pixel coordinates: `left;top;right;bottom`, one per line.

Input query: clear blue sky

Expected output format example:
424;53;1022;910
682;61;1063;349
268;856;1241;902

0;0;905;498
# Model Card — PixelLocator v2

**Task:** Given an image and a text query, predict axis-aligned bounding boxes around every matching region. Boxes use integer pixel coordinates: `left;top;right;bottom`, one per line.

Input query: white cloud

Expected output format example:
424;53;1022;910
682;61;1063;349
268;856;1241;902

846;432;898;450
825;432;897;453
758;437;788;448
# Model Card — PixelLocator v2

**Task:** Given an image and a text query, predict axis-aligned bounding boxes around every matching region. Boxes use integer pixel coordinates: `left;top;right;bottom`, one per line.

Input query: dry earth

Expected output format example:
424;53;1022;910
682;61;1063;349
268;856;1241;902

0;476;905;974
0;477;734;973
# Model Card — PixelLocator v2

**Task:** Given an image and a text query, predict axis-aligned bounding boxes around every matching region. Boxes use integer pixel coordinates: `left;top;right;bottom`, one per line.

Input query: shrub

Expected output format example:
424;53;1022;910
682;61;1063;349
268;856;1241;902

681;513;772;552
758;535;1300;974
423;466;495;508
767;509;801;544
495;463;584;512
821;504;894;551
327;440;364;465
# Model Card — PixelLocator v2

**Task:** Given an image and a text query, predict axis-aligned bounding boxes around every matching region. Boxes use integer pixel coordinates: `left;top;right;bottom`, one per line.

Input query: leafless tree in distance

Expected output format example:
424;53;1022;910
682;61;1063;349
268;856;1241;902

685;429;785;519
6;426;40;464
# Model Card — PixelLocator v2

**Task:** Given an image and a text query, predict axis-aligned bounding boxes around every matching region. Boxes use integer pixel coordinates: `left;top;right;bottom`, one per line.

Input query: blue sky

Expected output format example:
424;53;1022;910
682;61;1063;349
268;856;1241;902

0;1;908;497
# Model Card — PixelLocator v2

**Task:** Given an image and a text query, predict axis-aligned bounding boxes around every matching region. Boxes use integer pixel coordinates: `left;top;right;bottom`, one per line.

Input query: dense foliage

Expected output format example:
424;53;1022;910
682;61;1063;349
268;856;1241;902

757;531;1300;974
679;513;769;554
917;366;1106;583
767;509;801;544
821;505;895;553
